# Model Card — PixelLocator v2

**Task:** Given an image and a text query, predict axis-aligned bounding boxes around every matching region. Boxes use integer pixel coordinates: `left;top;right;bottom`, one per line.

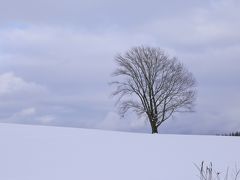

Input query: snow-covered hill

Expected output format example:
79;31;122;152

0;123;239;180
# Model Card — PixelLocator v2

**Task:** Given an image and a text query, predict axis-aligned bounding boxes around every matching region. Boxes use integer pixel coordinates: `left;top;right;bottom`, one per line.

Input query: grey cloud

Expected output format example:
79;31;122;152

137;1;240;52
0;0;205;28
94;111;148;132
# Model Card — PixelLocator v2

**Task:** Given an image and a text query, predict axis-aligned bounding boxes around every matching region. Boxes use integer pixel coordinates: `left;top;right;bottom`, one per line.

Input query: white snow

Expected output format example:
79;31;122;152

0;123;239;180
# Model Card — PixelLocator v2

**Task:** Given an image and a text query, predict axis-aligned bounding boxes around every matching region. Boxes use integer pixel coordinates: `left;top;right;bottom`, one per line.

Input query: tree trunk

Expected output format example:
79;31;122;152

151;123;158;134
148;115;159;134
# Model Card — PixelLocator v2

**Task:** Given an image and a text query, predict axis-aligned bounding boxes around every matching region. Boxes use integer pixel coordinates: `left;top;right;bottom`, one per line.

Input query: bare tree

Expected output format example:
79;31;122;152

111;46;196;134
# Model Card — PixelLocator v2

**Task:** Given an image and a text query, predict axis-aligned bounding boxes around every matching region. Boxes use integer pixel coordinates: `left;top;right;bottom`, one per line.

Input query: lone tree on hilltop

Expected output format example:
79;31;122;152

111;46;196;134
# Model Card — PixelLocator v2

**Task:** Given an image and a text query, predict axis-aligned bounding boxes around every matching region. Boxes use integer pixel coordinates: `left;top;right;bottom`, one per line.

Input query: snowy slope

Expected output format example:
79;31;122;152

0;123;239;180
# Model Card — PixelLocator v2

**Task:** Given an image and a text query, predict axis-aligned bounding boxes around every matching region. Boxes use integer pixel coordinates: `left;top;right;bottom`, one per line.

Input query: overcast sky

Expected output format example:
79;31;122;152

0;0;240;134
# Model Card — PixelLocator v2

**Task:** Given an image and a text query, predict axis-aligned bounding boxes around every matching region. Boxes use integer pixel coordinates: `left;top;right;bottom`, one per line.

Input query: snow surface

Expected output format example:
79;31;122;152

0;123;239;180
